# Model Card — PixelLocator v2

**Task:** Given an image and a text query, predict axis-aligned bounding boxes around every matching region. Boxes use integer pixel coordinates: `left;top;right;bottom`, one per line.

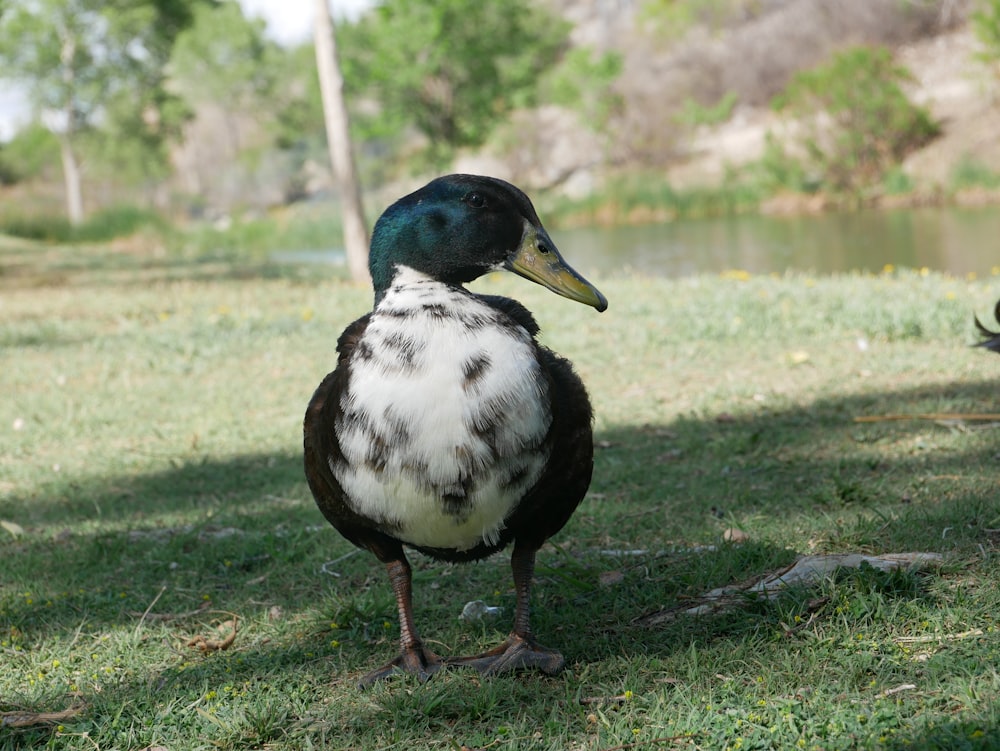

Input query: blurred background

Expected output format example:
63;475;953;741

1;0;999;278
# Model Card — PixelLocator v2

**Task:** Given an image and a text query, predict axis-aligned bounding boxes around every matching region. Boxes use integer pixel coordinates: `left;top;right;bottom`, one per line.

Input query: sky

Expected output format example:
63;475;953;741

0;0;373;141
240;0;373;45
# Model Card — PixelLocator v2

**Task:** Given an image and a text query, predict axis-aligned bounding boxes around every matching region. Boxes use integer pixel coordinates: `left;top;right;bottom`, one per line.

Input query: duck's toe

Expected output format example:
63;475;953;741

358;645;445;689
447;633;565;677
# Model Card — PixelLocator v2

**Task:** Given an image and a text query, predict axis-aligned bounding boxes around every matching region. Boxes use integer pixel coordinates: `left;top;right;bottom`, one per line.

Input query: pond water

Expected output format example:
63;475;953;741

556;205;1000;279
274;205;1000;279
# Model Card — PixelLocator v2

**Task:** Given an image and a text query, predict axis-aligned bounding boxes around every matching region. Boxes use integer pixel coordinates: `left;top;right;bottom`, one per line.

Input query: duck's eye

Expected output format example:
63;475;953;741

464;191;486;208
537;240;551;255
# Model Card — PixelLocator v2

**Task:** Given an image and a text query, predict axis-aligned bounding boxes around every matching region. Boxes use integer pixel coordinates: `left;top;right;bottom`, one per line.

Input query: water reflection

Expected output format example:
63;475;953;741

272;206;1000;279
553;206;1000;278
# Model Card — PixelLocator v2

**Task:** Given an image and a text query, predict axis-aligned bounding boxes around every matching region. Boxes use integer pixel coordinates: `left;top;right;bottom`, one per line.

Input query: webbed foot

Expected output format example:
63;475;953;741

447;633;565;677
358;644;445;689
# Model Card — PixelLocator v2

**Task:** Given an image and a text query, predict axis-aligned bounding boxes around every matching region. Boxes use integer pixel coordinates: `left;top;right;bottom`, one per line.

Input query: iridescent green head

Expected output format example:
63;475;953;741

369;174;607;312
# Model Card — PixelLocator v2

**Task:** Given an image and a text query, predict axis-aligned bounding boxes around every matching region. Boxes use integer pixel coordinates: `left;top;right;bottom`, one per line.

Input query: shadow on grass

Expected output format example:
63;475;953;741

2;378;998;744
590;377;999;543
883;720;998;751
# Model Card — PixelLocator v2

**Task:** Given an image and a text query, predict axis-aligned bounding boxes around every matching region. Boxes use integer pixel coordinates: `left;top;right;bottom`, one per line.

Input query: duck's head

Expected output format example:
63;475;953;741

370;174;607;312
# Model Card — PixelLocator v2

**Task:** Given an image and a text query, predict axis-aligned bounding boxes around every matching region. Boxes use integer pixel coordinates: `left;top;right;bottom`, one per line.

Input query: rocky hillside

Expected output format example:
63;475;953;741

667;24;1000;191
471;0;1000;198
899;27;1000;189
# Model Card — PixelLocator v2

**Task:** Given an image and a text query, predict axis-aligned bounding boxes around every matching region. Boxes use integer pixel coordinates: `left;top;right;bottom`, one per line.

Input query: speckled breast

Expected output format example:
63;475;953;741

331;271;552;551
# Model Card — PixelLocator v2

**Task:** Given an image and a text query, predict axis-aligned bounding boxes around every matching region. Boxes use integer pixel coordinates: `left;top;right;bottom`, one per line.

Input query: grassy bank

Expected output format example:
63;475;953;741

0;202;345;263
2;237;1000;750
539;161;1000;229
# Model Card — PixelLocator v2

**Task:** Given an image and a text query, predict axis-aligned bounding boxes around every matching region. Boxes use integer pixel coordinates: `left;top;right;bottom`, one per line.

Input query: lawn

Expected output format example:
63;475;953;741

2;234;1000;750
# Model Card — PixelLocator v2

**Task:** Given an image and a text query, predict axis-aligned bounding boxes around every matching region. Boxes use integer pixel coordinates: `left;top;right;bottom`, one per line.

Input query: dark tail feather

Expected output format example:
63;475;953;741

974;298;1000;354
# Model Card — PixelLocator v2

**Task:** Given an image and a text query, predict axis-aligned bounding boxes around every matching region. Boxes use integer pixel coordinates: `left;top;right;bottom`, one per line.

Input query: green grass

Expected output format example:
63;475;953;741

2;235;1000;750
0;206;169;245
0;200;345;262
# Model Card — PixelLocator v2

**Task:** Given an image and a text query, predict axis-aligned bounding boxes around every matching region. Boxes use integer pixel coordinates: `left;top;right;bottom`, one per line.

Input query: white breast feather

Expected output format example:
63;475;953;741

333;267;552;550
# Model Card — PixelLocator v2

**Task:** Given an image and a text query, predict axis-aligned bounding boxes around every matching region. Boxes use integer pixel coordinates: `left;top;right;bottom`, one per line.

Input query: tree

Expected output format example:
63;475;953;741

169;1;278;154
314;0;369;285
167;1;290;205
771;46;938;194
0;0;200;223
270;44;327;158
339;0;568;162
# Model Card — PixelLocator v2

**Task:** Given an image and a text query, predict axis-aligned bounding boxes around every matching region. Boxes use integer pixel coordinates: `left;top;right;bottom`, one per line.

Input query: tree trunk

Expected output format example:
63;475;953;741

58;24;84;226
313;0;370;285
59;135;84;226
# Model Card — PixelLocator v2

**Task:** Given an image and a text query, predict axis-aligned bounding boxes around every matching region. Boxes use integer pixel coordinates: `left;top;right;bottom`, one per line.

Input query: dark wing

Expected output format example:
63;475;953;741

303;314;405;562
473;295;593;548
503;343;594;550
333;313;373;365
474;294;540;336
975;298;1000;354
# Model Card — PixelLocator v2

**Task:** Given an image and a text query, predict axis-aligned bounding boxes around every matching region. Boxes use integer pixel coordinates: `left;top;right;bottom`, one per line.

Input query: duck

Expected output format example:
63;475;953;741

975;298;1000;353
303;174;607;687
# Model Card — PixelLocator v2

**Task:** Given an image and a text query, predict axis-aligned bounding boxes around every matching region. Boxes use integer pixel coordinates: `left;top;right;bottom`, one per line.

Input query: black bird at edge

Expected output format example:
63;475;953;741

303;174;607;687
974;298;1000;353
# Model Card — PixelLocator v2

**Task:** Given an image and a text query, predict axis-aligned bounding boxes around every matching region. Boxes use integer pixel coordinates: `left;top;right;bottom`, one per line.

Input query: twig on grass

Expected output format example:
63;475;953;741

854;413;1000;423
880;683;917;698
186;615;239;653
780;607;824;637
319;549;361;577
126;599;211;622
580;694;631;706
133;586;167;635
895;628;984;644
634;552;943;627
1;702;85;728
456;738;504;751
598;735;697;751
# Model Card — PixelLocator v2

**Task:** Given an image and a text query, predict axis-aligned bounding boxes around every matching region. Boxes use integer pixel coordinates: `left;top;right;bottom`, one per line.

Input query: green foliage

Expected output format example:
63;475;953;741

539;47;623;130
641;0;749;37
0;0;197;128
72;206;168;242
177;206;346;258
0;124;60;184
746;132;812;193
1;0;103;127
0;0;202;215
971;0;1000;73
881;166;914;195
772;45;939;194
270;44;326;155
168;1;279;109
165;1;295;192
950;154;1000;189
82;94;183;187
262;44;351;194
543;170;763;224
0;215;73;243
339;0;569;162
0;206;166;243
674;91;738;127
0;150;13;185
